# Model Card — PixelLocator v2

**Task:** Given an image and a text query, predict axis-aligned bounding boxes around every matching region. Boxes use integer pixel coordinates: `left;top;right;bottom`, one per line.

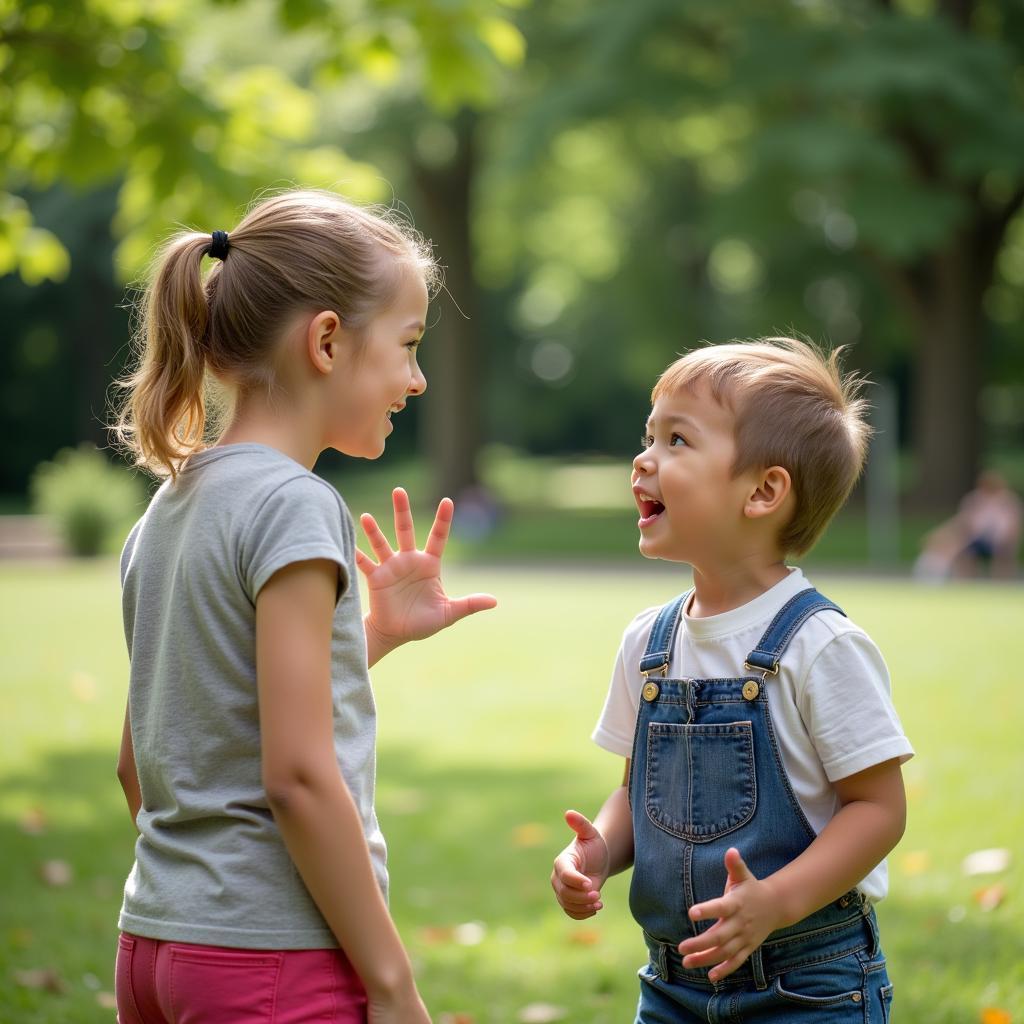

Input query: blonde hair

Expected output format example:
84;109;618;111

652;337;871;557
113;189;438;480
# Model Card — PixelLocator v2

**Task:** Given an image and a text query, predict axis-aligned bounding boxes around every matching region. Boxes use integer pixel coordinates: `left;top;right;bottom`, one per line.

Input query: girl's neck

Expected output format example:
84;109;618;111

216;405;323;472
687;558;791;619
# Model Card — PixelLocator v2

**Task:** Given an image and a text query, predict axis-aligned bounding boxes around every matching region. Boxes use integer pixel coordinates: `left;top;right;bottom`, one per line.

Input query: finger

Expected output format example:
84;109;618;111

444;593;498;625
564;809;600;842
689;894;733;923
423;497;454;559
724;847;755;886
677;919;732;956
553;861;594;893
680;944;730;969
707;947;755;983
391;488;416;552
355;548;378;577
360;513;395;562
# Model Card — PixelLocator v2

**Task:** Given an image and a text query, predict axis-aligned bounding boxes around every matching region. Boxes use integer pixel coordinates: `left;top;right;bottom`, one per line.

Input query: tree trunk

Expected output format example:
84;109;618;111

907;232;986;510
409;111;482;503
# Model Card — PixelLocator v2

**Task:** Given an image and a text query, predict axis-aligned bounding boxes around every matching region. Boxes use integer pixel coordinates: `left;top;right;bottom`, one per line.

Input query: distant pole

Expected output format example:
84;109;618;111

867;379;900;566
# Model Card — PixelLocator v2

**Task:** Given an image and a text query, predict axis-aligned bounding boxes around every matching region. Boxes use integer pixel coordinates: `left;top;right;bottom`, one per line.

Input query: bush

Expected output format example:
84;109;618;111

29;445;144;556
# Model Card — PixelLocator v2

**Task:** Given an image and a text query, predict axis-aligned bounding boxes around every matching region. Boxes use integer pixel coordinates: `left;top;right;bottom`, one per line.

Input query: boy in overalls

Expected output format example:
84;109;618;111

551;338;913;1021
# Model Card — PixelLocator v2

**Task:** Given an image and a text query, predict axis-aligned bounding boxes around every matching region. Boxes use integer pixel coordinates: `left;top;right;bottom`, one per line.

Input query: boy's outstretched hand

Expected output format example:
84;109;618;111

678;847;783;982
551;810;609;919
358;488;497;665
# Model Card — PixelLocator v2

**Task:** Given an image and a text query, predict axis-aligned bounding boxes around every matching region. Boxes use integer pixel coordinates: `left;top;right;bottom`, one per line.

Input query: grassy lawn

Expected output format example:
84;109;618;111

1;560;1022;1022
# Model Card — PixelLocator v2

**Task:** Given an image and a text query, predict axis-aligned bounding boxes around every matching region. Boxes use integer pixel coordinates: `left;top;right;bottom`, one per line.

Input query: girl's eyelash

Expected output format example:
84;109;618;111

641;435;653;449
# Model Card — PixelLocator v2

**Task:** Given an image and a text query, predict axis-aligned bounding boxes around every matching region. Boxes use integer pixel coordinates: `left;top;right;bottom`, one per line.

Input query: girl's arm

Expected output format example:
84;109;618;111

116;703;142;831
679;758;907;982
257;558;428;1023
358;489;496;667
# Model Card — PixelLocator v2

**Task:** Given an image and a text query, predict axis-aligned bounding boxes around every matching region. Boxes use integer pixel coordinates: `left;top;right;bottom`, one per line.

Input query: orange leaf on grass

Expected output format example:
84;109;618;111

899;850;930;876
567;928;602;946
980;1008;1012;1024
973;883;1007;912
438;1014;476;1024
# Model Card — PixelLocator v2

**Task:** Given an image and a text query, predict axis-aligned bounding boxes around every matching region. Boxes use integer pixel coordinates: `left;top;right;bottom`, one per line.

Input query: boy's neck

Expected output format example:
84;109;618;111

688;559;792;618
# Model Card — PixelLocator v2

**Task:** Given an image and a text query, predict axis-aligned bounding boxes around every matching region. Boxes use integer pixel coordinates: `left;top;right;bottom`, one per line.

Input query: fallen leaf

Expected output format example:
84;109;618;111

518;1005;567;1024
899;850;930;876
567;928;602;946
38;860;73;887
96;992;117;1010
962;848;1012;877
438;1014;475;1024
18;807;48;836
70;671;97;702
14;968;67;994
973;883;1007;912
381;788;424;815
418;926;455;946
980;1009;1011;1024
453;921;486;946
512;823;549;848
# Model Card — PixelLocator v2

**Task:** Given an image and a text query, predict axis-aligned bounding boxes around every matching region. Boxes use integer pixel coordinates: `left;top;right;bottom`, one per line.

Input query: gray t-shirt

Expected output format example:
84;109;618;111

118;443;386;949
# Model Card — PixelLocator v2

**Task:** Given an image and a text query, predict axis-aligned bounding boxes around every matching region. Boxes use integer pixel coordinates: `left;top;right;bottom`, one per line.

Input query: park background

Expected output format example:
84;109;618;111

2;0;1023;1021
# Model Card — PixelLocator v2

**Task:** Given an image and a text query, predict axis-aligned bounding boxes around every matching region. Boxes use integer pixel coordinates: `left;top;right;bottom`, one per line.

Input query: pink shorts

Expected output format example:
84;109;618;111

115;932;368;1023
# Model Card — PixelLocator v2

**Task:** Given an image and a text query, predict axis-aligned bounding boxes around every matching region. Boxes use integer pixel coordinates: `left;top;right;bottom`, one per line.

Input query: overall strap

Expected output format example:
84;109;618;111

744;588;845;676
639;591;691;677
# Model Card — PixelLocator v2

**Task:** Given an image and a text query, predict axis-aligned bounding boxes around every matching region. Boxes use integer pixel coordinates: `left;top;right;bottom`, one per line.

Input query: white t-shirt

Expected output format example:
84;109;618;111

593;567;914;902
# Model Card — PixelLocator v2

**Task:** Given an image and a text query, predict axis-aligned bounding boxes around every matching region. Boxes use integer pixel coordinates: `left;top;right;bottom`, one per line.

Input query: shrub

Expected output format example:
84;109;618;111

29;445;144;557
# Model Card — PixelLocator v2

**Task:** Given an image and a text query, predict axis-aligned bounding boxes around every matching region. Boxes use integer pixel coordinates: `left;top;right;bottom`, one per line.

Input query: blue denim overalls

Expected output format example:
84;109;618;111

629;588;894;1022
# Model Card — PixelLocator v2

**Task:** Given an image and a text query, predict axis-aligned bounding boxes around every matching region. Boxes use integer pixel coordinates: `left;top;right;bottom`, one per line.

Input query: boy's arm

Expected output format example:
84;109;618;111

679;757;906;982
552;760;635;919
116;702;142;831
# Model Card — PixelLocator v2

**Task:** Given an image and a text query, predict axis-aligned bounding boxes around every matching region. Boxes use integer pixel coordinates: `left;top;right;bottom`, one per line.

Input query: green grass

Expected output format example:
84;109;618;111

1;561;1022;1022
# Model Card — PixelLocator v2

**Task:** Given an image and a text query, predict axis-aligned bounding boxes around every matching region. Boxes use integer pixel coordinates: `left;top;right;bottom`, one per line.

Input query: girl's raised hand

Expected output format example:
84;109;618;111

357;488;497;664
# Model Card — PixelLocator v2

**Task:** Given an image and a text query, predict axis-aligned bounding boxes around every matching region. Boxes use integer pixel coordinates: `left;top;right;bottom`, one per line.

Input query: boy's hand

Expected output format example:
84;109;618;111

358;488;496;661
677;847;783;982
551;810;609;919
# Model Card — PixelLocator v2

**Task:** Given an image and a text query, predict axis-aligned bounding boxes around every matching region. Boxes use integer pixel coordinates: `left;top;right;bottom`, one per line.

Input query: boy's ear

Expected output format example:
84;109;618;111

306;310;342;375
744;466;792;520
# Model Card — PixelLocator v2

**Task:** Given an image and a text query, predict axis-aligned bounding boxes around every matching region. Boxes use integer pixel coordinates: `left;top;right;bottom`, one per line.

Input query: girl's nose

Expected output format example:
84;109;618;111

408;360;427;396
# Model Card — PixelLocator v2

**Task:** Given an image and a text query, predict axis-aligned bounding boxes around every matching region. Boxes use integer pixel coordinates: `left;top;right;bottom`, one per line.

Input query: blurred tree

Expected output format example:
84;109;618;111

0;0;524;496
486;0;1024;507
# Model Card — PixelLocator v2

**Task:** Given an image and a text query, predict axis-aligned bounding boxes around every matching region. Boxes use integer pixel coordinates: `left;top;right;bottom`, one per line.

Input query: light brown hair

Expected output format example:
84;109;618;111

652;337;871;556
113;189;438;479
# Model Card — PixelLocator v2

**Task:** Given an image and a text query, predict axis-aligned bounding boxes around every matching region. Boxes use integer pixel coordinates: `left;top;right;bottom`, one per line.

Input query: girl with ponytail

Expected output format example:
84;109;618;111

111;190;496;1023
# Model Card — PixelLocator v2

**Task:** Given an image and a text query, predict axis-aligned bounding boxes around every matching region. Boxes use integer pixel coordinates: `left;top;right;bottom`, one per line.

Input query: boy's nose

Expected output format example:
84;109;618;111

633;449;654;473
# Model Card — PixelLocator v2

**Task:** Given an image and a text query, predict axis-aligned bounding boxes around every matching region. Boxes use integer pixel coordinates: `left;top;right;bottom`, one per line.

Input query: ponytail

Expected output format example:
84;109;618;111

115;233;216;480
112;189;438;480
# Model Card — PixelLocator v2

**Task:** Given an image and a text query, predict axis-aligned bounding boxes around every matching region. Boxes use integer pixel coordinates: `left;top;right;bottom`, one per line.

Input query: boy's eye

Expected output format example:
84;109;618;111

670;433;688;447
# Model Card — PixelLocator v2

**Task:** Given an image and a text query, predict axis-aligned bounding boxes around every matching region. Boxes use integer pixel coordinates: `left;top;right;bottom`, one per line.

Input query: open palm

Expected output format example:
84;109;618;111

357;488;497;655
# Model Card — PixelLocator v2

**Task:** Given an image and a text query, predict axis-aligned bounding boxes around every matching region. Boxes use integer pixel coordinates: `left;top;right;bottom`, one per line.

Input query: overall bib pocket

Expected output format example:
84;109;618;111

644;721;756;841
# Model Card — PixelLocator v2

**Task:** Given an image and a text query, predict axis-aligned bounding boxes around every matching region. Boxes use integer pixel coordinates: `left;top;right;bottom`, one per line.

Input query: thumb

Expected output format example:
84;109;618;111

445;593;499;625
565;809;599;842
724;847;755;884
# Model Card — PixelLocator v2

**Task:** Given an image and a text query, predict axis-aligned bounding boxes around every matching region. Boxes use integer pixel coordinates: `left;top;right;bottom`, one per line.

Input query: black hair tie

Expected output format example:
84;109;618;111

209;230;230;260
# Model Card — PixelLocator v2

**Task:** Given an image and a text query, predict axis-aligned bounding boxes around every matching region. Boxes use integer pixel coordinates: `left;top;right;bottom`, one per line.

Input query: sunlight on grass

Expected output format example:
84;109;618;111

1;561;1021;1022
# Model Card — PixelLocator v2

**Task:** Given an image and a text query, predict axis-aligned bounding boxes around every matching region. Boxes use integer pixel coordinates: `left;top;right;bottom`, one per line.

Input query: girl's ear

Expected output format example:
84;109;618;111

307;310;342;375
744;466;792;520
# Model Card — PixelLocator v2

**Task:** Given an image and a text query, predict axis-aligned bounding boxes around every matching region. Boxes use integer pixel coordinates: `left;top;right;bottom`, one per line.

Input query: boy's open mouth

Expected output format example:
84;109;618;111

636;492;665;526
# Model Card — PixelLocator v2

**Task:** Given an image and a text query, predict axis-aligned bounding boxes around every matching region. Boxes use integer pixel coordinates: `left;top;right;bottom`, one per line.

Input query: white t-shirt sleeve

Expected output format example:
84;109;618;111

798;628;914;783
591;607;659;758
